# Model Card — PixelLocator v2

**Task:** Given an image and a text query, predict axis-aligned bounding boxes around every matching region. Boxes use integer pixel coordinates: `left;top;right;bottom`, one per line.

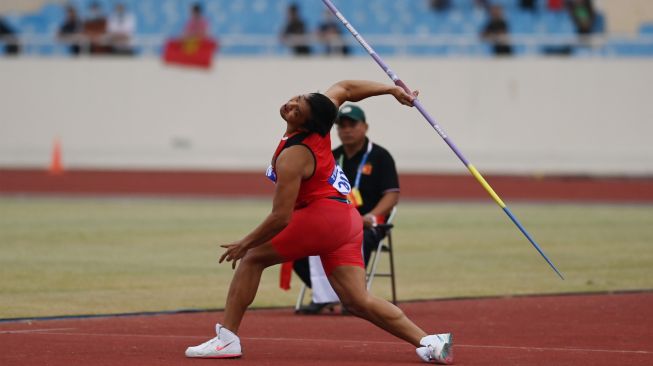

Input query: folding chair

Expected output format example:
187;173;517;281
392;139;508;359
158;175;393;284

295;207;398;311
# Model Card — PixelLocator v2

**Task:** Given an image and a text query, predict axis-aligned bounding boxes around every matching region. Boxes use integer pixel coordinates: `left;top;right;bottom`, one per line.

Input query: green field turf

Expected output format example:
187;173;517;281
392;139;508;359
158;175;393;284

1;197;652;319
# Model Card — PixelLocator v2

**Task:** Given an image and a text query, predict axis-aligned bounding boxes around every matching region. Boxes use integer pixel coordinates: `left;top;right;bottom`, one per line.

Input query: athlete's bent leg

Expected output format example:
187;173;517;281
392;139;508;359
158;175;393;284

186;243;285;358
222;243;285;333
327;265;427;347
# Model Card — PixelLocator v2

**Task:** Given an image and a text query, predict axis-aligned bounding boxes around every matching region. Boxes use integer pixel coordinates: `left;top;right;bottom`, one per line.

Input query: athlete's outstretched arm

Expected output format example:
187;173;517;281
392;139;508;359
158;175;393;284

325;80;418;109
219;146;312;268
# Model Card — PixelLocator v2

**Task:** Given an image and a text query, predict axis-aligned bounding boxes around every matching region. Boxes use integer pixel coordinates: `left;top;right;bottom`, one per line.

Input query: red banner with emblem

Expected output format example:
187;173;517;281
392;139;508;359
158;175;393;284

163;37;218;69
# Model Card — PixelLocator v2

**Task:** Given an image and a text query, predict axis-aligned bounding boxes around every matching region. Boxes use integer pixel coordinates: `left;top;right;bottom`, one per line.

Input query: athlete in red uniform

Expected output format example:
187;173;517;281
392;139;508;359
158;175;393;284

265;130;365;275
185;80;453;364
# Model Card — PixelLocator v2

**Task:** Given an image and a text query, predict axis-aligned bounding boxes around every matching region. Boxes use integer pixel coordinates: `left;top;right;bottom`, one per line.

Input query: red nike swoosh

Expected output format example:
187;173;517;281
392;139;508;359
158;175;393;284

216;341;234;351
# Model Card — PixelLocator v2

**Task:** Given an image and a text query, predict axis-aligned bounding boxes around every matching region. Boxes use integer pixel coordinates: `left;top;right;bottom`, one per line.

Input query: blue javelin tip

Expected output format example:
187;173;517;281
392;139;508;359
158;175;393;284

502;207;565;280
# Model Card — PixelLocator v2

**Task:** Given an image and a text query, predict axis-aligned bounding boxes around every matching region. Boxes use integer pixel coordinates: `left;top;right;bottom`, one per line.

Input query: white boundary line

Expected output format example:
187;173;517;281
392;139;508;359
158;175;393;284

456;344;653;355
2;330;651;355
0;328;76;334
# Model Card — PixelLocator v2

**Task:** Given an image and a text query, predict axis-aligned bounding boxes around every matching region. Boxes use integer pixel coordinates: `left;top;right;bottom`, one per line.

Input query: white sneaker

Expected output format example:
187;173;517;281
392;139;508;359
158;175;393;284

185;323;242;358
416;333;453;364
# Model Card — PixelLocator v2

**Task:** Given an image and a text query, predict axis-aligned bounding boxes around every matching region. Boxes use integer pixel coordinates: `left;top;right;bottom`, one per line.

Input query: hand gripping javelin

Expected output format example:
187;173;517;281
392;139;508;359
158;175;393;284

320;0;564;280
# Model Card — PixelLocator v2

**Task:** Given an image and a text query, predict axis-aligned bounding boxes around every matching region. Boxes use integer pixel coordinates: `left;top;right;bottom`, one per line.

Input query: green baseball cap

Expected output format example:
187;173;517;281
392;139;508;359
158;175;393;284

337;104;366;124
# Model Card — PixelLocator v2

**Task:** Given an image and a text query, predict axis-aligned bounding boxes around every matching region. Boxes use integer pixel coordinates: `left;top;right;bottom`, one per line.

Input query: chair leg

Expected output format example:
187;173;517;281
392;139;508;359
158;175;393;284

387;232;397;305
295;284;307;311
366;239;384;291
366;230;398;305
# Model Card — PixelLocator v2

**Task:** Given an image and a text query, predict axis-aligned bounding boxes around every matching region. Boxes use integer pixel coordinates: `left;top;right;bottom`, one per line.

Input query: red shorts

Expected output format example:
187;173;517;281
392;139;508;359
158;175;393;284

270;198;364;275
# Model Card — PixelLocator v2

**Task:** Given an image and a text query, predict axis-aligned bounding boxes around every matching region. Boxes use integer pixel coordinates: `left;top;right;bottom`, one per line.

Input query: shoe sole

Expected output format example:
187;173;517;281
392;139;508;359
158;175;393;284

439;334;453;364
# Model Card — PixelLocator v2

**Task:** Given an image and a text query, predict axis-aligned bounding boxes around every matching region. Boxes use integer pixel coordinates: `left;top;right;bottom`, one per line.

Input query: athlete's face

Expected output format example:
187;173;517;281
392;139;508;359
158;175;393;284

337;118;368;146
280;94;311;128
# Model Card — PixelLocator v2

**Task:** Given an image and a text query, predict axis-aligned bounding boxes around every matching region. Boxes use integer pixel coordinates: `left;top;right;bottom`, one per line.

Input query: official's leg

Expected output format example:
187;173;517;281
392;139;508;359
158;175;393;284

327;265;426;347
293;256;312;287
362;227;381;266
222;243;285;333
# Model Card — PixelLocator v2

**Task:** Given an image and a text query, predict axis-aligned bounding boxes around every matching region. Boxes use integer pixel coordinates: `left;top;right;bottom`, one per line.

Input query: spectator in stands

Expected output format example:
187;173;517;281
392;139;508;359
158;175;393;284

475;0;491;12
86;1;105;23
107;3;136;55
548;0;565;12
0;16;20;55
293;104;400;314
183;3;210;40
520;0;537;12
162;3;218;69
316;10;349;56
429;0;451;12
281;3;311;56
83;1;108;54
481;5;513;56
567;0;595;35
58;5;82;55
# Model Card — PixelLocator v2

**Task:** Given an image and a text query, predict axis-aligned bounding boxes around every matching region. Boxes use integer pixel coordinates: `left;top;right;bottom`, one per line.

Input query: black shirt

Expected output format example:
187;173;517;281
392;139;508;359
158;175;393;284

0;18;15;36
60;19;81;35
332;137;399;216
483;19;509;37
482;19;512;55
282;19;311;55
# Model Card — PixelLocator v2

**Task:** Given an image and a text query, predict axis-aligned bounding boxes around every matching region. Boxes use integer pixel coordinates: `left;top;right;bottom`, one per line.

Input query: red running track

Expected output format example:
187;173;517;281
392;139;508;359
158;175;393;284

2;169;653;202
1;292;652;366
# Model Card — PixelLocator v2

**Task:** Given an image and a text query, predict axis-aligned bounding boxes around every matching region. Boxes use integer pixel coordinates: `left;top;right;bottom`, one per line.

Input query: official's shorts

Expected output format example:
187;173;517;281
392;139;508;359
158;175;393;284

270;197;364;275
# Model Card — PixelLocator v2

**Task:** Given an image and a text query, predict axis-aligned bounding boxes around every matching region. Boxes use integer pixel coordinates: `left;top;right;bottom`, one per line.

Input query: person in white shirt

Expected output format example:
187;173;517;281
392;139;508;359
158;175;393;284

107;3;136;55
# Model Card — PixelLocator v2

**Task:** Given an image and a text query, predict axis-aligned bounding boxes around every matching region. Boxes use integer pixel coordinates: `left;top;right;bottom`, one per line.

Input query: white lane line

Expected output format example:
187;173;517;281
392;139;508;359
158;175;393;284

5;331;652;355
251;337;653;355
5;331;199;339
456;344;653;355
0;328;76;334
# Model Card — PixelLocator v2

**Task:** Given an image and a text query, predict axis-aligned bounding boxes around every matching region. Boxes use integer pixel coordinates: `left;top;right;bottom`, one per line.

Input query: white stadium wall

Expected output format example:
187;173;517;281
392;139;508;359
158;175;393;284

0;58;652;176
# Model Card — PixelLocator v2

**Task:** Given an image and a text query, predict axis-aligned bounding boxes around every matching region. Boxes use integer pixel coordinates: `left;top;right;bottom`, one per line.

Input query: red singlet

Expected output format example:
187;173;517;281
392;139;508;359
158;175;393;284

266;131;364;275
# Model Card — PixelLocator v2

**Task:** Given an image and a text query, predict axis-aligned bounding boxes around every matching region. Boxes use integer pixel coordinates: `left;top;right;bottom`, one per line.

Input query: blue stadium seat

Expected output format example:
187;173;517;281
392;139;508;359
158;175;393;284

40;3;65;27
538;11;574;35
510;11;537;34
451;0;477;13
511;43;528;55
640;22;653;35
17;15;50;35
407;44;450;57
608;40;653;57
592;12;606;33
4;0;652;58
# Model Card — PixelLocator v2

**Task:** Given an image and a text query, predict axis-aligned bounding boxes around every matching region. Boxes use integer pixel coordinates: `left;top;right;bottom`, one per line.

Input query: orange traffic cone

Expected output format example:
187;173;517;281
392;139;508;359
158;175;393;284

49;138;63;175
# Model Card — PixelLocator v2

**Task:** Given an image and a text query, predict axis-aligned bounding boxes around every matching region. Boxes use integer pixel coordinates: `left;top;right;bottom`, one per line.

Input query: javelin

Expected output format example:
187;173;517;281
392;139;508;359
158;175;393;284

321;0;564;280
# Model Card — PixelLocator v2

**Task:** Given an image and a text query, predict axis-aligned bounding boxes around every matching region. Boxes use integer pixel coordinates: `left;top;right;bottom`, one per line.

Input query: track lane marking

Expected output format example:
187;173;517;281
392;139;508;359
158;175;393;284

0;328;76;334
3;330;651;355
456;344;653;355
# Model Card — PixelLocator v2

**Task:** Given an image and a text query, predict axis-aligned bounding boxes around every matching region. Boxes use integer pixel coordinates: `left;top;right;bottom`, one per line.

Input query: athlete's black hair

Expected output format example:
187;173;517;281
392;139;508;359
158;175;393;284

304;93;337;137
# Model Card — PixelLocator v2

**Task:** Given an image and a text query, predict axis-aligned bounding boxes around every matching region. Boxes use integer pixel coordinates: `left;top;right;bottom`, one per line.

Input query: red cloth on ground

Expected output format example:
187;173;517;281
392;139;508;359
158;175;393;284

280;261;293;290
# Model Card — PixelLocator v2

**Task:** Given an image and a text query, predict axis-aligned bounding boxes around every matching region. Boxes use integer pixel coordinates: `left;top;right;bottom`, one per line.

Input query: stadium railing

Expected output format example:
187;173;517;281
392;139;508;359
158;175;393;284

3;33;653;57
